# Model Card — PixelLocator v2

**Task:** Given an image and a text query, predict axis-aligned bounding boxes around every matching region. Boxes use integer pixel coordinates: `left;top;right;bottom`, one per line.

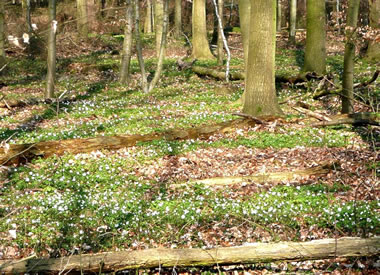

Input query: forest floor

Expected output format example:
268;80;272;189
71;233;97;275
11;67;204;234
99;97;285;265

0;30;379;274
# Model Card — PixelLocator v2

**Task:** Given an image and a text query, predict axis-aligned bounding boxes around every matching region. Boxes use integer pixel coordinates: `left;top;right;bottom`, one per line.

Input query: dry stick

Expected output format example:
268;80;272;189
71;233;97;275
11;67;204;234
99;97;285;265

211;0;231;82
232;112;266;124
354;70;379;88
292;106;332;121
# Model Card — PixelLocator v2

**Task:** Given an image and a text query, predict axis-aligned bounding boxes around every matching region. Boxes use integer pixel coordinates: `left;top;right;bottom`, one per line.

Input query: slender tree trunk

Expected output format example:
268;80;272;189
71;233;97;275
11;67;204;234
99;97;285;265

106;0;116;18
276;0;281;32
243;0;282;116
303;0;326;74
217;0;224;65
119;0;133;84
238;0;250;71
149;0;169;91
0;0;5;67
289;0;297;44
366;0;380;61
341;0;360;114
144;0;153;33
77;0;88;37
46;0;56;99
154;0;163;57
99;0;106;18
191;0;215;60
135;0;148;93
174;0;181;38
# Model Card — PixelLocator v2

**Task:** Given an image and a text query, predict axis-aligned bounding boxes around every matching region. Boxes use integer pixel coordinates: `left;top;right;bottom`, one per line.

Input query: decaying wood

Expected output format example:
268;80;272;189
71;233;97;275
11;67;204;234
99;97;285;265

292;106;332;121
354;70;379;88
175;163;335;187
232;112;266;124
0;118;257;166
311;113;380;127
0;237;378;274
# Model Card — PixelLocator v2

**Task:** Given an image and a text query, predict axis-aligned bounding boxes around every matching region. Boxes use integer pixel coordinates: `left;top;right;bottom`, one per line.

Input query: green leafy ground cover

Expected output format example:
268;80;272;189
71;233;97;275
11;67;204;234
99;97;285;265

0;35;378;268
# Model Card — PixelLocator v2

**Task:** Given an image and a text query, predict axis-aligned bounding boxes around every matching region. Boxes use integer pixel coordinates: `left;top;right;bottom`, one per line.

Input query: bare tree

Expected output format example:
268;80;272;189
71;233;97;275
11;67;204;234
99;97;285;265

46;0;57;99
119;0;133;84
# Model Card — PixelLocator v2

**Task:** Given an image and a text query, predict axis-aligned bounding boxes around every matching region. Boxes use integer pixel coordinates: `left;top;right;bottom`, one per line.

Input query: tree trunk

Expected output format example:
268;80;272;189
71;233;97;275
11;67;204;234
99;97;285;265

144;0;153;33
297;0;306;28
174;0;181;38
191;0;215;60
366;0;380;61
217;0;224;65
154;0;163;57
289;0;297;44
119;0;133;84
45;0;56;99
77;0;88;37
242;0;282;117
0;0;5;67
1;238;379;274
303;0;326;74
238;0;251;68
341;0;360;114
135;0;149;93
276;0;281;32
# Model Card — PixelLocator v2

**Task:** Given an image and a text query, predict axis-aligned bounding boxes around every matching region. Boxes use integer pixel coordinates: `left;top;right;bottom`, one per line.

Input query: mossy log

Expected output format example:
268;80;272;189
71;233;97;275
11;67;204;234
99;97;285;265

0;118;256;166
176;163;335;187
311;113;380;127
0;237;378;274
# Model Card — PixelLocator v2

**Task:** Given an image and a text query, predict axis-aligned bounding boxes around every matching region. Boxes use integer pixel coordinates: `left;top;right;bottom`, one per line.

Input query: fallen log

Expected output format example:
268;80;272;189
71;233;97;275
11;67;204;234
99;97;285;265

292;106;332;121
0;237;378;274
175;163;335;187
0;118;256;166
311;113;380;127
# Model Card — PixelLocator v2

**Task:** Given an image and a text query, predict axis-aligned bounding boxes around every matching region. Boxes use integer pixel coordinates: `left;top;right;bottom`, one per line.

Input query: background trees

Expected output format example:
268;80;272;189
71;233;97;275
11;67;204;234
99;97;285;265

46;0;56;99
0;0;5;67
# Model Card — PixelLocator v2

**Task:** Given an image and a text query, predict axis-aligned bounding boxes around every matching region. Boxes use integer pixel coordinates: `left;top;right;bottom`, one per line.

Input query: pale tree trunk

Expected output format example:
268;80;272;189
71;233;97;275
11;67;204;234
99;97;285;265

276;0;281;32
154;0;163;57
243;0;282;116
144;0;153;33
341;0;360;114
238;0;250;71
77;0;88;37
0;0;5;67
289;0;297;44
303;0;326;74
174;0;181;38
217;0;224;65
366;0;380;61
119;0;133;84
148;0;168;91
135;0;148;93
191;0;215;60
46;0;56;99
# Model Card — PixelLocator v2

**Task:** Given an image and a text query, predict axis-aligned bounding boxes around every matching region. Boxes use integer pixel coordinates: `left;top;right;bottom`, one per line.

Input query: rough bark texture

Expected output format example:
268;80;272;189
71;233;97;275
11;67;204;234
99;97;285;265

154;0;163;57
289;0;297;44
144;0;153;33
45;0;56;99
304;0;326;74
0;119;257;166
238;0;250;70
0;238;378;274
174;0;181;38
242;0;282;117
77;0;88;37
0;0;5;66
341;0;360;114
119;0;133;84
191;0;215;60
366;0;380;61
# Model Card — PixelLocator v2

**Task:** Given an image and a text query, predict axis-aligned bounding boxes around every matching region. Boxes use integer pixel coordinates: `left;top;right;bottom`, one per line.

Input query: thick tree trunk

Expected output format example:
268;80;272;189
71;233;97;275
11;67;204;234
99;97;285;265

76;0;88;37
135;0;149;93
341;0;360;114
1;238;379;274
119;0;133;84
289;0;297;44
191;0;215;60
45;0;56;99
0;0;5;67
0;119;257;166
174;0;181;38
303;0;326;74
217;0;224;65
144;0;153;33
242;0;282;117
366;0;380;61
154;0;163;57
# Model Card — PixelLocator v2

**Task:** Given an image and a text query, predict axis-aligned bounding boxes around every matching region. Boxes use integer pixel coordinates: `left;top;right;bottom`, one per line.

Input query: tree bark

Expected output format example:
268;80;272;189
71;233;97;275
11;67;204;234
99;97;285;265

76;0;88;37
217;0;224;65
341;0;360;114
174;0;181;38
289;0;297;44
154;0;163;57
0;238;378;274
144;0;153;33
0;0;5;67
45;0;56;99
135;0;149;93
276;0;282;32
366;0;380;61
191;0;215;60
242;0;282;117
303;0;326;74
311;112;380;127
119;0;133;84
238;0;250;70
